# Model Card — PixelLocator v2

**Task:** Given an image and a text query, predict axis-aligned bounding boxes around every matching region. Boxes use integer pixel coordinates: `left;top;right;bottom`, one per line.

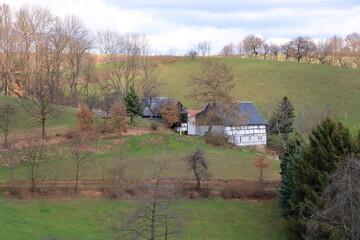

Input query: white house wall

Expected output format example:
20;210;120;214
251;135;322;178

224;125;267;146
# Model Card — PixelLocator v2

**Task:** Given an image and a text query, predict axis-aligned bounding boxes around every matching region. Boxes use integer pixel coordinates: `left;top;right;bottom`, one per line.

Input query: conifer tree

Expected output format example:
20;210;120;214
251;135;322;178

287;118;355;239
123;86;143;124
279;133;306;218
268;96;295;149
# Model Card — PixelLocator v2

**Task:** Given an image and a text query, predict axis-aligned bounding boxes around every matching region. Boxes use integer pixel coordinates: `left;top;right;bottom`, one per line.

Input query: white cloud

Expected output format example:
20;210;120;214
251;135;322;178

3;0;360;54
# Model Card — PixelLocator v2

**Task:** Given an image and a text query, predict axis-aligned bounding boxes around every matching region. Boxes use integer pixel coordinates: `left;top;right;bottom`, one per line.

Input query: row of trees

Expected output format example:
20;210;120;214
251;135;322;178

186;33;360;68
0;4;159;117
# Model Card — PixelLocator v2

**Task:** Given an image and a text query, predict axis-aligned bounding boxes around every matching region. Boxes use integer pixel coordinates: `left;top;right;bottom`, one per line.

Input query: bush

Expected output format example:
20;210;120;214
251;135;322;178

150;122;160;131
221;182;277;200
204;133;231;148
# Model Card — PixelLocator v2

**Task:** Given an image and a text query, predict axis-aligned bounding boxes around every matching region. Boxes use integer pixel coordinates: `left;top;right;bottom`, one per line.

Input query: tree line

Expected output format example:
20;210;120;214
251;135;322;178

0;3;159;110
187;33;360;68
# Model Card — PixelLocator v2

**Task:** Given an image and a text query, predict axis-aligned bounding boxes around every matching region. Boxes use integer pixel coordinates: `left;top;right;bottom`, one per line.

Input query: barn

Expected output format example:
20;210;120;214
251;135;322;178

187;102;267;148
140;97;187;124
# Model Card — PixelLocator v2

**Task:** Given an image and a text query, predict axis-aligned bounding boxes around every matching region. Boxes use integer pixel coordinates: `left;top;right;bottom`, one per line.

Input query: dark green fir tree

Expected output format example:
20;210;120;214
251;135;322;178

124;86;143;124
287;118;355;240
268;96;295;149
279;132;306;218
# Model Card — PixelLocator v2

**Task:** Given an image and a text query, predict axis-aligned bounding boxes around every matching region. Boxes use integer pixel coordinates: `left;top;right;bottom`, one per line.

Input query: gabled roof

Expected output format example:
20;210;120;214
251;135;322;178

141;97;185;117
196;102;267;125
187;110;201;118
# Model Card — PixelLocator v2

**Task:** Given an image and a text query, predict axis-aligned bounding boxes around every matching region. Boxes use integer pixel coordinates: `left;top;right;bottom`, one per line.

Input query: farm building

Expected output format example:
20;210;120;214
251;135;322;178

187;102;267;148
141;97;187;124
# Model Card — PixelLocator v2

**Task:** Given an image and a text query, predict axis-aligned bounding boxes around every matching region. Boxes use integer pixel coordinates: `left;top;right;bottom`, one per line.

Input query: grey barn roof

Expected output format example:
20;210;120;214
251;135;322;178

196;102;267;125
141;97;185;117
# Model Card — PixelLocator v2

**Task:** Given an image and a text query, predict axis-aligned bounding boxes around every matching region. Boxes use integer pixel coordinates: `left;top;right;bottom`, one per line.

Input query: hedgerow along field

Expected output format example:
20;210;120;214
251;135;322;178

0;196;286;240
157;58;360;134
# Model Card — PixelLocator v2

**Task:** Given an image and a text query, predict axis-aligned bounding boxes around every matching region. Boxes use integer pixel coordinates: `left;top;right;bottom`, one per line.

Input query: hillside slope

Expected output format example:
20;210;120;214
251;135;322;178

157;58;360;132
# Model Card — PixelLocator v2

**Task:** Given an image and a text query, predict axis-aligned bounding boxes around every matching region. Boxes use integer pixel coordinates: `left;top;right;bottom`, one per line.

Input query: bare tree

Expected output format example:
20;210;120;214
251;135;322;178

116;165;181;240
70;139;94;192
345;32;360;52
23;138;46;192
96;31;152;100
0;4;21;96
328;35;347;67
262;42;270;60
220;42;235;58
14;4;54;88
281;41;294;62
188;60;246;133
290;36;316;62
236;41;243;57
23;76;59;139
197;41;211;58
269;42;280;60
305;156;360;240
242;35;264;58
187;49;198;60
0;103;15;147
314;40;332;64
184;148;209;191
294;105;334;136
64;15;93;106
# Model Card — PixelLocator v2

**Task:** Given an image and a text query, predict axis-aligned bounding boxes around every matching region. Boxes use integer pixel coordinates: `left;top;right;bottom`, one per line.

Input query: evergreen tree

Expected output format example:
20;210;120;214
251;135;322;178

123;86;143;124
287;118;355;239
279;133;306;218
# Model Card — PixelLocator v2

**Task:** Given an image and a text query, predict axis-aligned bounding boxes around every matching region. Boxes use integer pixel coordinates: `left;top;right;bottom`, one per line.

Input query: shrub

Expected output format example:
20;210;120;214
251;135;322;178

150;122;160;131
204;133;231;148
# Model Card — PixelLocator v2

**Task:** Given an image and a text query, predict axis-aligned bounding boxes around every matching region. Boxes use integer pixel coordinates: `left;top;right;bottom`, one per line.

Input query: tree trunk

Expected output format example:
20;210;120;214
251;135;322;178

41;121;46;139
150;202;157;240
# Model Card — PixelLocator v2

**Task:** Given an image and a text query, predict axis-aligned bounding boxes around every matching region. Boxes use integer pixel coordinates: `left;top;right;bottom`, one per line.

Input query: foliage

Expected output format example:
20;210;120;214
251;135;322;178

124;86;143;124
159;99;180;128
287;118;357;239
76;104;97;138
109;103;128;135
253;155;271;184
268;97;295;136
268;96;295;149
279;133;306;217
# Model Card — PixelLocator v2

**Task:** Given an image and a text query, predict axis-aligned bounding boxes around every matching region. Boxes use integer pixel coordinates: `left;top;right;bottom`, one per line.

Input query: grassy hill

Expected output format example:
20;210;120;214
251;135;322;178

157;58;360;133
0;133;280;182
0;95;77;143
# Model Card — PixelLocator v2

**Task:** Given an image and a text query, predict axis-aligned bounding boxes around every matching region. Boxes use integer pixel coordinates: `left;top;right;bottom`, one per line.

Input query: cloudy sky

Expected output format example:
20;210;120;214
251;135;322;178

4;0;360;54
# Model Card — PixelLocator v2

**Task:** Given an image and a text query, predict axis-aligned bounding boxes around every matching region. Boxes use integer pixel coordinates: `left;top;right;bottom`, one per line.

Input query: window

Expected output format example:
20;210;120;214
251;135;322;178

258;136;262;141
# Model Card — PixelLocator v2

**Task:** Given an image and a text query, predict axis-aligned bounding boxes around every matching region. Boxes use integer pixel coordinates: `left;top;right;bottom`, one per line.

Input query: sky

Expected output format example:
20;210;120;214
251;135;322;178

4;0;360;54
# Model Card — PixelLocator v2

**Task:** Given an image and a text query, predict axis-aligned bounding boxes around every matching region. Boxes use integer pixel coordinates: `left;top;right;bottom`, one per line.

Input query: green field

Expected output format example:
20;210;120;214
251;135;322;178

0;133;280;182
157;58;360;133
0;196;285;240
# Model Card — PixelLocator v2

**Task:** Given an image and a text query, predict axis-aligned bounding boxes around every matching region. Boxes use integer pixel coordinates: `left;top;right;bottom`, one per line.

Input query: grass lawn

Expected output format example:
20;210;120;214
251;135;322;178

157;58;360;134
0;196;286;240
0;133;280;182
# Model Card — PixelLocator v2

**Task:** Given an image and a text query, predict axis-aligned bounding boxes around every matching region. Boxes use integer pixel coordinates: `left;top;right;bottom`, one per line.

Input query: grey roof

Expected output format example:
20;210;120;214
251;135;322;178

196;102;267;125
141;97;185;117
